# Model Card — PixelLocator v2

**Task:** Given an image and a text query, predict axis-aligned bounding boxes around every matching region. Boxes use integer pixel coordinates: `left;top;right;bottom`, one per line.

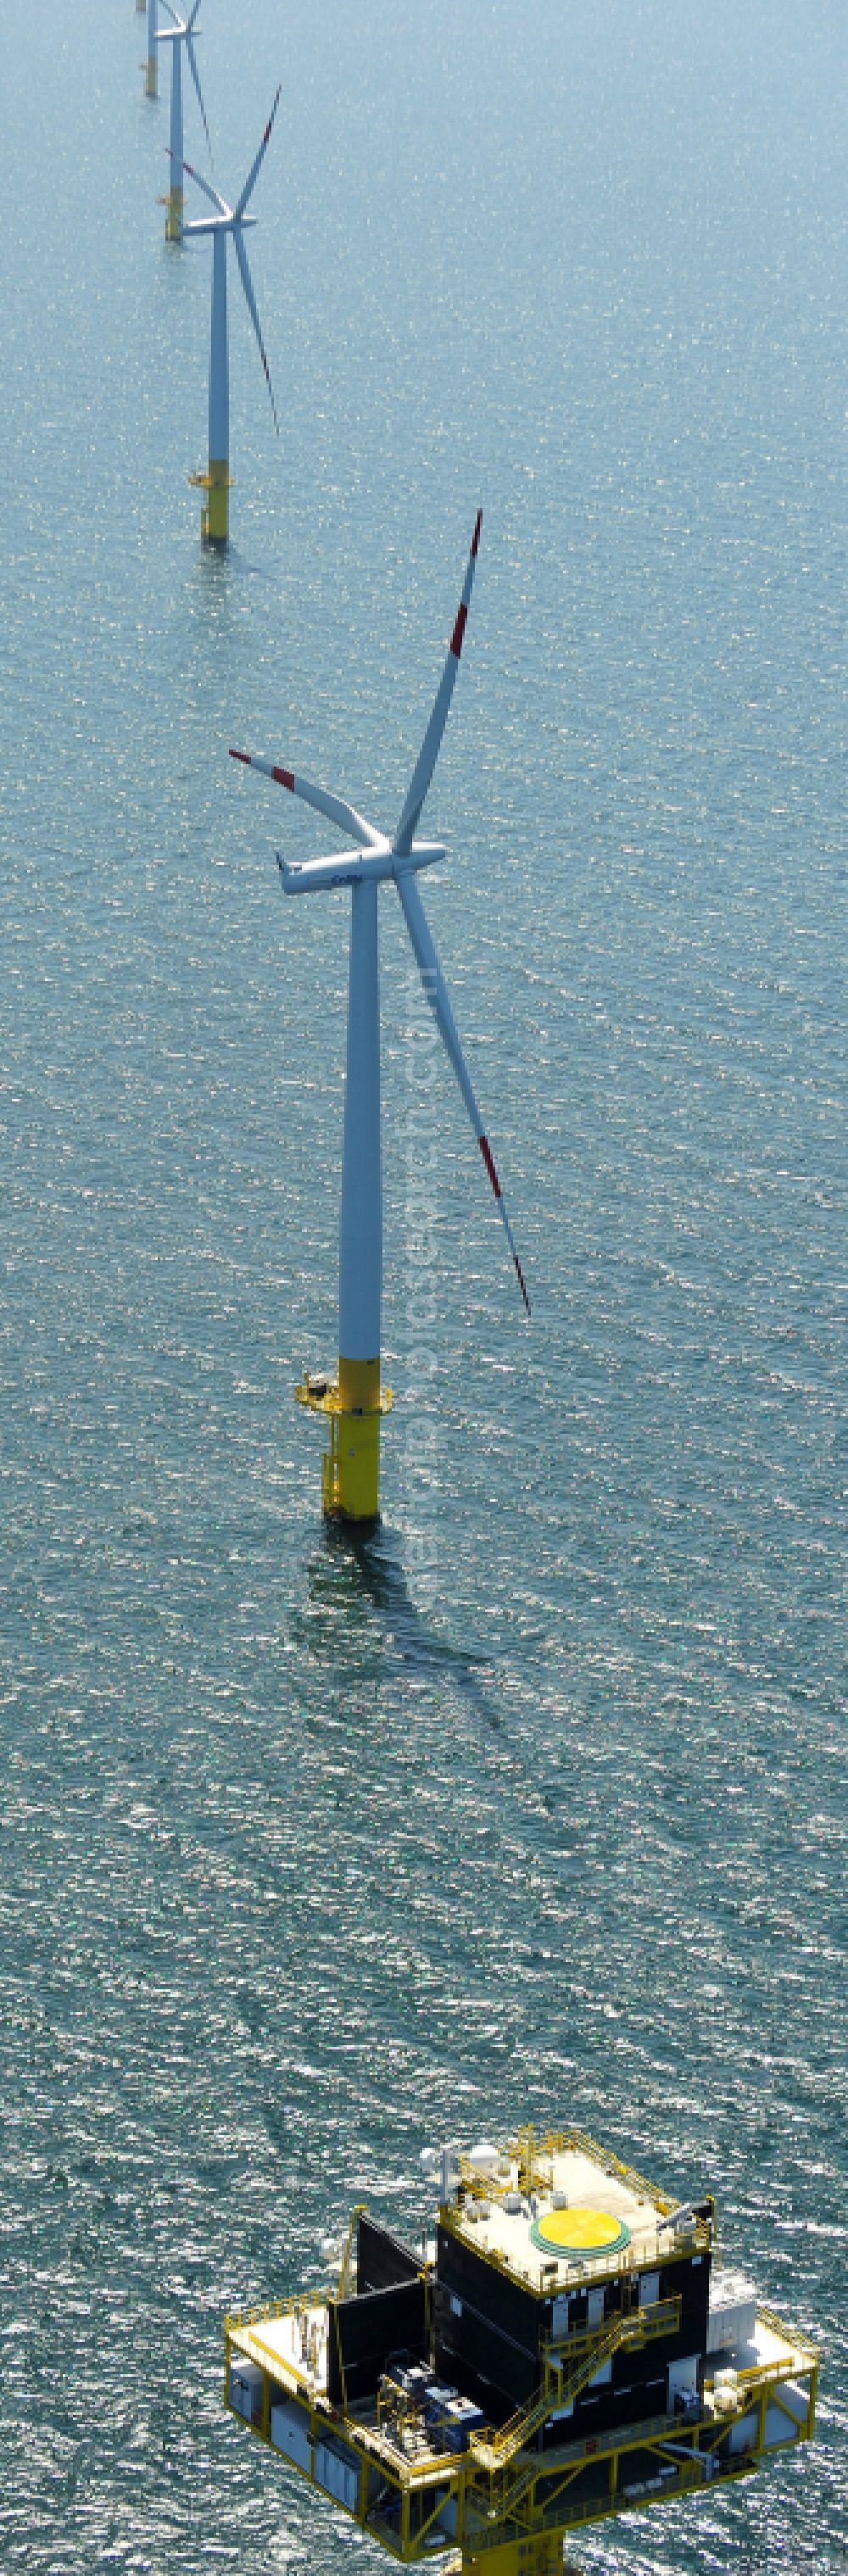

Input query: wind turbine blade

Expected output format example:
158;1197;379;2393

394;511;482;856
229;749;382;850
185;32;211;156
187;0;201;25
233;231;279;432
396;869;531;1314
159;0;181;25
234;85;282;220
176;153;230;215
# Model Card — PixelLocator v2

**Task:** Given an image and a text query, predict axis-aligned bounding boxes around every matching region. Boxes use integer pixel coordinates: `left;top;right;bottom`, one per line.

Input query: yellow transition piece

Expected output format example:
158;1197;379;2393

327;1356;382;1522
203;459;231;545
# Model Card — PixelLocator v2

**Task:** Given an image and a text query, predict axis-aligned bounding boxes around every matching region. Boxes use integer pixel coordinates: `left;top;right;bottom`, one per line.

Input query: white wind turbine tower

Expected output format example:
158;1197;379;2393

157;0;210;241
230;514;530;1525
179;89;280;544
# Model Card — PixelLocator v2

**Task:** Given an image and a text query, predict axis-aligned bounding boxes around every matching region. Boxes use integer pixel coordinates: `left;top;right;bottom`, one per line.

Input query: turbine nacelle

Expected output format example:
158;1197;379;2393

278;842;445;895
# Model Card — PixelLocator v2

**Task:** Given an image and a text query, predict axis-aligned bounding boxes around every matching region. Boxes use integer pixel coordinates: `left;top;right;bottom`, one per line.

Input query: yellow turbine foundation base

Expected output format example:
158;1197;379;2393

295;1358;393;1525
145;55;158;96
188;460;232;546
165;187;183;243
204;459;230;545
328;1357;382;1522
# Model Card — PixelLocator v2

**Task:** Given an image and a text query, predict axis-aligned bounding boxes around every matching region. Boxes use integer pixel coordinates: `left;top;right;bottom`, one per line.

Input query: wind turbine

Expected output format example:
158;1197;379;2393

142;0;159;97
180;90;280;545
230;514;530;1525
157;1;210;242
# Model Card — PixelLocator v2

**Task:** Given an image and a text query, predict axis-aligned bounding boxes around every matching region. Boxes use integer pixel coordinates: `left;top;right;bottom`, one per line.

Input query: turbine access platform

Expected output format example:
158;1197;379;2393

222;2124;817;2574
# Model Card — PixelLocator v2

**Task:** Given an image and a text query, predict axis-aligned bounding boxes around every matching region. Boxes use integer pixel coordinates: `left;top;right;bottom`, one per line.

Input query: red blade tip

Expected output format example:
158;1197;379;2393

450;601;468;661
479;1135;502;1199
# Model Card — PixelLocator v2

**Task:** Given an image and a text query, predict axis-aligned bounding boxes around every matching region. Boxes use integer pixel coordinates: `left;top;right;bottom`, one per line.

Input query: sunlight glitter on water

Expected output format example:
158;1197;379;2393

2;0;845;2571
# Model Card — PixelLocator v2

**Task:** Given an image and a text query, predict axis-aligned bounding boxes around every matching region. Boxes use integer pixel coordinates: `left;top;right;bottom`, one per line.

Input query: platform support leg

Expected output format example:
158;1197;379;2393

461;2537;566;2576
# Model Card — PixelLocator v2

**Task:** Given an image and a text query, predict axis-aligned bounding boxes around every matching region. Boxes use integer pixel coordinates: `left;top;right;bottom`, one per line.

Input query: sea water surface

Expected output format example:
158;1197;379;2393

1;1;845;2569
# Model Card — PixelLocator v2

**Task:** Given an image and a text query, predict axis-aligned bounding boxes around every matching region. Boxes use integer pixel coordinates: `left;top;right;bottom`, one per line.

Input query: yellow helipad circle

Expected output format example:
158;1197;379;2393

533;2205;627;2255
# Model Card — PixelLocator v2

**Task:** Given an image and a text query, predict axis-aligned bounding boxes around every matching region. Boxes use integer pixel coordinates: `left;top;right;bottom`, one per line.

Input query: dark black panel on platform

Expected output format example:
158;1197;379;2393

434;2229;543;2419
357;2215;421;2294
539;2373;668;2450
437;2227;542;2351
577;2372;667;2440
435;2300;538;2418
327;2278;427;2406
660;2250;711;2345
431;2226;712;2434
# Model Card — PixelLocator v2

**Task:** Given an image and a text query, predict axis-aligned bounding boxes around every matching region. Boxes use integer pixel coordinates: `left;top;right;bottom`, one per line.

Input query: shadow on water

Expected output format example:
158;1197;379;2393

185;545;282;620
218;545;282;586
311;1519;504;1730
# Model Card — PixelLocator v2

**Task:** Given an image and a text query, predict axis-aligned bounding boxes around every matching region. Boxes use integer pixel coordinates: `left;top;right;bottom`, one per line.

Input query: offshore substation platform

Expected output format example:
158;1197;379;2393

223;2125;817;2576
